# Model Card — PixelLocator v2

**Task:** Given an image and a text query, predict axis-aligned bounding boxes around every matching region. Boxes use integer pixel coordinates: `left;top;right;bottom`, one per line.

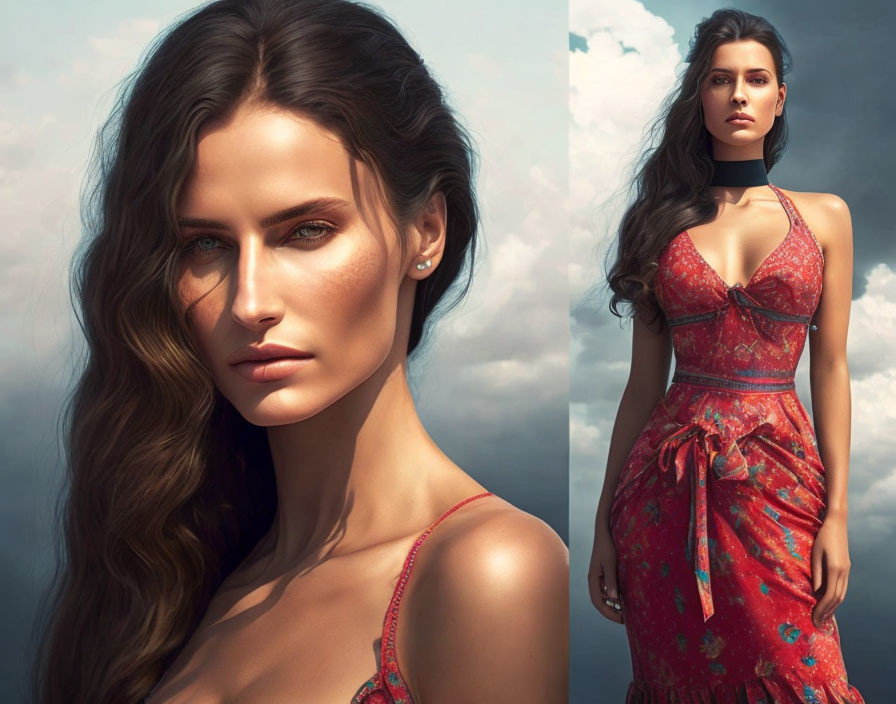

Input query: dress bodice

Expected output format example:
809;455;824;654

655;183;824;389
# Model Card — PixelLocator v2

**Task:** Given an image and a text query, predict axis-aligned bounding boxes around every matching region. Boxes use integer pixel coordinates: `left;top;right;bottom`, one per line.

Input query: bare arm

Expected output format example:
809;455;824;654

803;193;854;627
594;310;672;531
588;308;671;622
806;194;853;515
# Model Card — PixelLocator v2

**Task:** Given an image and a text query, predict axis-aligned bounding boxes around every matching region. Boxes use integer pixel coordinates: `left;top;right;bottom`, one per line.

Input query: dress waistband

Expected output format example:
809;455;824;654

672;370;795;392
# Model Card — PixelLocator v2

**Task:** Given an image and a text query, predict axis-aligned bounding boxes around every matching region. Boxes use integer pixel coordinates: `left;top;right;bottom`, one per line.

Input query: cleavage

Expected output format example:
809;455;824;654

687;197;792;287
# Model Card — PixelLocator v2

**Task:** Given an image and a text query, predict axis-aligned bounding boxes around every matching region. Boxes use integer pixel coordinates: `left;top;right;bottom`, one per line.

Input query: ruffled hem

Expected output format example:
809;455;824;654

625;674;866;704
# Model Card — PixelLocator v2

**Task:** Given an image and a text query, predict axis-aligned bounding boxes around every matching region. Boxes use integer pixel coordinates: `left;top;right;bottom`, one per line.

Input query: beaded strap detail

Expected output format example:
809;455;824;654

768;183;825;264
382;492;494;659
351;491;495;703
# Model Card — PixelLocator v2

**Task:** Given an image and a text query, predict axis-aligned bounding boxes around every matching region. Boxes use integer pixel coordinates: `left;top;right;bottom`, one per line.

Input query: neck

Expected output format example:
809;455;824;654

258;348;462;575
710;136;764;162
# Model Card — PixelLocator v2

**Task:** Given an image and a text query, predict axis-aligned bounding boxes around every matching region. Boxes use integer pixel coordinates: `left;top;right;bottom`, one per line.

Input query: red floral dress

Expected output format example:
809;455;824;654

350;492;495;703
609;184;866;703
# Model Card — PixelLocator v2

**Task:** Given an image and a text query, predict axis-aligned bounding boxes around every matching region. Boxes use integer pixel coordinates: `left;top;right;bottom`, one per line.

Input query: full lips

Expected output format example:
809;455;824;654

231;356;313;383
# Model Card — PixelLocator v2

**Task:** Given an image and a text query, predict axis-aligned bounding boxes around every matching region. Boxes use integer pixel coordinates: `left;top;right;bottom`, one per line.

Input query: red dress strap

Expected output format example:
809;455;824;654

351;491;495;703
767;182;825;263
381;491;494;661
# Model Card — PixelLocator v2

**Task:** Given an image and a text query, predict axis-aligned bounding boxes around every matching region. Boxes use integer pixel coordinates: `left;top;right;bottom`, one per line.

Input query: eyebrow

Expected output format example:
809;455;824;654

708;67;772;75
176;197;351;230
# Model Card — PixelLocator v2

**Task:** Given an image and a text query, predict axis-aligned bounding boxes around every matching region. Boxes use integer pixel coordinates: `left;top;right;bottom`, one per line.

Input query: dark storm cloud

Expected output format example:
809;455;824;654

570;300;632;408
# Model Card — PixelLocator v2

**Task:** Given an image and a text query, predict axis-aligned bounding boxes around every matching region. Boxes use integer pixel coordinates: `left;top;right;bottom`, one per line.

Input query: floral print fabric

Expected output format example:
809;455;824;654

609;185;865;703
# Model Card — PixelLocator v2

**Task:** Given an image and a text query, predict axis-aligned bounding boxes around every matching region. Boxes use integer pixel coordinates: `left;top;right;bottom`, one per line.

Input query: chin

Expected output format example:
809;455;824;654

212;344;395;427
222;366;383;427
713;131;761;148
237;403;325;428
214;379;331;427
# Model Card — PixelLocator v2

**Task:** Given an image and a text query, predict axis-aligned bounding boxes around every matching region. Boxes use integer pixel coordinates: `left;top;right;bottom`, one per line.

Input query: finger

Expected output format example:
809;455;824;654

597;561;623;622
589;563;621;622
816;580;833;623
811;544;823;594
832;570;847;615
598;593;625;624
814;582;832;625
817;566;847;624
605;568;620;600
821;571;845;623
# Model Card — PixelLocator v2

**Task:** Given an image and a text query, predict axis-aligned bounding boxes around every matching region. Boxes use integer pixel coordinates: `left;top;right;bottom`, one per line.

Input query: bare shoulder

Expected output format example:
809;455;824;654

778;188;853;251
401;496;568;702
425;495;568;590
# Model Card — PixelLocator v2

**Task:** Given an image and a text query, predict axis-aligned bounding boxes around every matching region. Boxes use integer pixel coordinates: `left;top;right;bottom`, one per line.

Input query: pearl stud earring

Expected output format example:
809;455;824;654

416;259;432;270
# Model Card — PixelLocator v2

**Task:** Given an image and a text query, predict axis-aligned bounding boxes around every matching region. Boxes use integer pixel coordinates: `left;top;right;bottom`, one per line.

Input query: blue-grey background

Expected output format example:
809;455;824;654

0;1;566;701
571;1;895;701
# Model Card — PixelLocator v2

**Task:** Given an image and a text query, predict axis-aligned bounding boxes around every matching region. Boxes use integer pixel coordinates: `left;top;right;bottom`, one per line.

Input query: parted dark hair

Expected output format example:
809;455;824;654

29;0;479;701
606;8;791;328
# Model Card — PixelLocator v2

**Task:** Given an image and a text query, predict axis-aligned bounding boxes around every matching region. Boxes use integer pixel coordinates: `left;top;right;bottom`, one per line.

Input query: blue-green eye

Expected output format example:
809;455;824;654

289;222;335;242
182;220;336;258
182;235;222;257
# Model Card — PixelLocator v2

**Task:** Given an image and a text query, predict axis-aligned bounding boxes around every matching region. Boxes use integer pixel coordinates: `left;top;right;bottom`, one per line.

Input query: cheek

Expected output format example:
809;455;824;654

297;234;400;365
701;91;724;122
177;270;226;364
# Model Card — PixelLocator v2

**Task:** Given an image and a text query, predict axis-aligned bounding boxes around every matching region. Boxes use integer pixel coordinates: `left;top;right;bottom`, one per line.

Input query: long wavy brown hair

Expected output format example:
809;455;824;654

606;8;792;329
28;1;479;700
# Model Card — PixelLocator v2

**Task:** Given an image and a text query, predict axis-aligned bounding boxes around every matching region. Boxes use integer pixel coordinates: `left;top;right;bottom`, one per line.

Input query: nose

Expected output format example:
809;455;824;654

230;236;284;330
731;76;747;105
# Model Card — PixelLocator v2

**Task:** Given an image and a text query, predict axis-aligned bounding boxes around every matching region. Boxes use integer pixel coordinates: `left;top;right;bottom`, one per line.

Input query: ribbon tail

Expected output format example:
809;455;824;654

686;443;697;565
658;424;718;622
694;452;714;622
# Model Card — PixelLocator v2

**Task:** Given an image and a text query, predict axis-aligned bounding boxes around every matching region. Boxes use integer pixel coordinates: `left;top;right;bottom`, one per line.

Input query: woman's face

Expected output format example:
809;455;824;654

175;103;439;426
700;39;786;153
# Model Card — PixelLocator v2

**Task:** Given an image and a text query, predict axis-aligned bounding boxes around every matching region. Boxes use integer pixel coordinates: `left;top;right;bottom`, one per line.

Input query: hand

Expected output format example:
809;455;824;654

587;524;624;624
811;511;851;628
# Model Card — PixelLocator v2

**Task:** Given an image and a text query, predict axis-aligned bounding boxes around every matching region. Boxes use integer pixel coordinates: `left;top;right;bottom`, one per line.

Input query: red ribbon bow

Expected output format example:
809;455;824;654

655;411;773;621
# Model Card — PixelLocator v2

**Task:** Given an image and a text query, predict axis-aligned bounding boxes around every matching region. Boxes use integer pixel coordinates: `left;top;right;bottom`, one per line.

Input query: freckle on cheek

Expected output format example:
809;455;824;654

326;246;390;312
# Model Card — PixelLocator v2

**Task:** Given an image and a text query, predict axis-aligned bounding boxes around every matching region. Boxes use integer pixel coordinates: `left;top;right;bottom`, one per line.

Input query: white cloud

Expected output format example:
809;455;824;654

569;0;681;301
1;16;170;383
846;262;896;378
568;0;680;495
58;18;162;89
840;264;896;545
418;157;568;418
570;402;602;460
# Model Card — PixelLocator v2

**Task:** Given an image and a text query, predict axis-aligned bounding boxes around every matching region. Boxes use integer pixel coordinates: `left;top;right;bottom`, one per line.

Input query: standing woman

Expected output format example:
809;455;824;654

588;9;865;702
29;0;569;702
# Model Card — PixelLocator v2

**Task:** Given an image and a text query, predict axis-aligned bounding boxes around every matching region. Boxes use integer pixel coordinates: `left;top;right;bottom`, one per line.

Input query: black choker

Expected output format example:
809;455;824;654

710;158;768;187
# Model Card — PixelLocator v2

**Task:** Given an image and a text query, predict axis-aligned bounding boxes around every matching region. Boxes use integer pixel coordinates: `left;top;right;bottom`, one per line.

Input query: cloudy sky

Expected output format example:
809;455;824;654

570;0;896;701
0;1;566;700
6;0;894;700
